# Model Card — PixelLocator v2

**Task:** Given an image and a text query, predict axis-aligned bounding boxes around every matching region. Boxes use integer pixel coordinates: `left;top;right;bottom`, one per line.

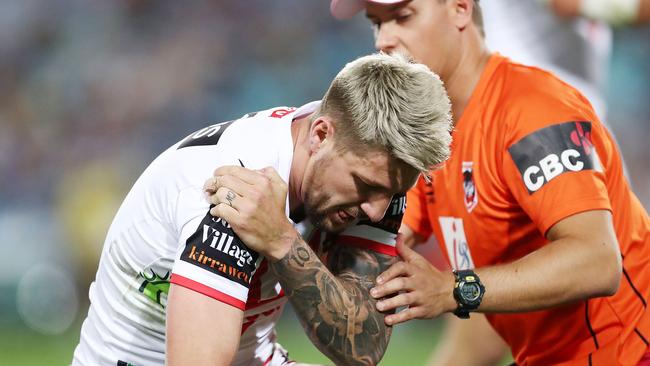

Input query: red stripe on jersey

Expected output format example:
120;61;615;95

170;274;245;310
246;292;286;310
246;259;269;306
334;235;397;256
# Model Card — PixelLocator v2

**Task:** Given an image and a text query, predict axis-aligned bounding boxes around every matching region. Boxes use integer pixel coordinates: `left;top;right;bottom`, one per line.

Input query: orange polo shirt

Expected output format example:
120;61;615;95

404;54;650;365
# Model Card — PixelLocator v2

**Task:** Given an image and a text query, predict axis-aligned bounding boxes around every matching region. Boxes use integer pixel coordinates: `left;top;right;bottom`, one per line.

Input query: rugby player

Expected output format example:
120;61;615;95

71;53;453;366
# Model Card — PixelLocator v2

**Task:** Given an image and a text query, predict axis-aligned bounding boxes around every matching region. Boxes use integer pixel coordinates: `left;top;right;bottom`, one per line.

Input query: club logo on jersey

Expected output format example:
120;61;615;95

462;162;478;212
270;107;296;118
138;269;170;308
357;193;406;234
508;121;601;194
180;209;259;287
439;217;475;270
177;120;235;149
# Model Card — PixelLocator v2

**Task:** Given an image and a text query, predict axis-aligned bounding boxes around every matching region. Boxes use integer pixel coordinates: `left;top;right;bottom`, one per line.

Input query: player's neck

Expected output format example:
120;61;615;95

445;35;491;125
288;115;310;213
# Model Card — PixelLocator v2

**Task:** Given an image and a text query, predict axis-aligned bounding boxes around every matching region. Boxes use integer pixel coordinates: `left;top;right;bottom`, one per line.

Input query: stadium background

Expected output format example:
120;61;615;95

0;1;648;365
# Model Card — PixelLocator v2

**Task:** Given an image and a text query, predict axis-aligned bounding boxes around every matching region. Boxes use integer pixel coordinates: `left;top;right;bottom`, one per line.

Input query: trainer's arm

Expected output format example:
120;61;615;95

269;237;395;366
166;284;243;366
477;209;621;312
372;210;622;324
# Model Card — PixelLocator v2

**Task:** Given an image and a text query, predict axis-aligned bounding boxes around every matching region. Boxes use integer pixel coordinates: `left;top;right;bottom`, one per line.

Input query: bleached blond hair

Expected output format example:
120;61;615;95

317;52;452;173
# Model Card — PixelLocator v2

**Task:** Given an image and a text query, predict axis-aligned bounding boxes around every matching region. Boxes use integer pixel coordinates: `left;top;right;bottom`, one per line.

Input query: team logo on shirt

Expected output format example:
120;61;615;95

137;268;170;308
269;107;296;118
180;209;259;287
508;121;602;194
462;162;478;212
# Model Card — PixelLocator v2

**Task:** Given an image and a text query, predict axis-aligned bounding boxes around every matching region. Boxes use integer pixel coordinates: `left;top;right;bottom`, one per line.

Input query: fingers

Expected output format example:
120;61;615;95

259;166;282;182
375;261;409;285
376;292;413;312
213;165;264;185
209;186;243;210
203;176;218;197
371;275;410;299
384;306;424;326
206;173;250;198
396;238;422;261
209;202;238;224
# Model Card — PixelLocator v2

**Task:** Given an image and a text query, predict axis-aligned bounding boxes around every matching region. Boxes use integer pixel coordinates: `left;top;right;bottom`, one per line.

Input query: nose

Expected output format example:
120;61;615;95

360;194;392;223
374;22;398;53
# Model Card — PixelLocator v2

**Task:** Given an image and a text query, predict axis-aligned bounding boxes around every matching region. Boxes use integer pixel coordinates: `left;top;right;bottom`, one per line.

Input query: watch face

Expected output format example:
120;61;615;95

460;282;482;302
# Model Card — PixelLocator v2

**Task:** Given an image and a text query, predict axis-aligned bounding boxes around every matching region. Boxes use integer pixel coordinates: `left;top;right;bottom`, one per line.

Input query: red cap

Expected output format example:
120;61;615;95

330;0;408;20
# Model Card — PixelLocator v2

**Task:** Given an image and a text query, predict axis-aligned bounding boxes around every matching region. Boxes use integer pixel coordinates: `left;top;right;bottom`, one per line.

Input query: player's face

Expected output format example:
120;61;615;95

366;0;460;80
302;142;419;233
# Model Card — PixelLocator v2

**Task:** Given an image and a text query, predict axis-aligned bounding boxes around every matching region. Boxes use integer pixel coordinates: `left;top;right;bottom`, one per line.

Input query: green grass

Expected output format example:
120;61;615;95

0;320;82;366
0;307;512;365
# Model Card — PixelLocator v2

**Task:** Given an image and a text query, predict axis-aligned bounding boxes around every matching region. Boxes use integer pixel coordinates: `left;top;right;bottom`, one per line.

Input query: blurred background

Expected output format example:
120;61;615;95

0;0;648;365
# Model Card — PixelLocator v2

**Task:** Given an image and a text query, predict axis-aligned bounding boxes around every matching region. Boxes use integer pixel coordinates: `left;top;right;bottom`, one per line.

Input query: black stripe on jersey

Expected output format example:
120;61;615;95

585;300;600;350
177;120;235;149
635;328;650;347
622;264;647;308
180;206;259;287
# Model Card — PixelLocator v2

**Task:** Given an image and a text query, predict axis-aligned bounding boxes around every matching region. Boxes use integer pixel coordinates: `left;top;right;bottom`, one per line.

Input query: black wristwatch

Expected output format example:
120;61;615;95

452;269;485;319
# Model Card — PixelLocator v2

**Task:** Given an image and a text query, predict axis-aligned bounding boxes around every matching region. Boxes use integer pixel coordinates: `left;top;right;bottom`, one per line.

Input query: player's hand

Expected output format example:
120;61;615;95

370;239;457;325
204;165;298;261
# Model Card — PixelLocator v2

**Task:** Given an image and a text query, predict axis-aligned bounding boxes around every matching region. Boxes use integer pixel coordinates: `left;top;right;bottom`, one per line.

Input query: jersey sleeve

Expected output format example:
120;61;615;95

170;189;261;311
333;194;407;257
501;87;613;235
402;177;433;240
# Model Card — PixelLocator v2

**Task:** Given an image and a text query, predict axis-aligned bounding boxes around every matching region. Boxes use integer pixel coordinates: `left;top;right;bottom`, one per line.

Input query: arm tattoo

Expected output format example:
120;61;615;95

269;237;396;366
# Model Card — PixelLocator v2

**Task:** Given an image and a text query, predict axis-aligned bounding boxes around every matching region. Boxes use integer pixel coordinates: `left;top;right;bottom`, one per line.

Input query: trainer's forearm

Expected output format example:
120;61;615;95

269;237;391;366
476;236;621;313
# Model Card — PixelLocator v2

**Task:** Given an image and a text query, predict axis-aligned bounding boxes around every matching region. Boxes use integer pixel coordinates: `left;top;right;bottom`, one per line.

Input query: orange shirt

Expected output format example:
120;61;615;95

404;54;650;366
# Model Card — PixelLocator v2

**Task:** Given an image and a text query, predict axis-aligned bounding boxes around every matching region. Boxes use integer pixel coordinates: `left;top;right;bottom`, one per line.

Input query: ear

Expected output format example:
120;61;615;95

450;0;474;31
308;116;336;154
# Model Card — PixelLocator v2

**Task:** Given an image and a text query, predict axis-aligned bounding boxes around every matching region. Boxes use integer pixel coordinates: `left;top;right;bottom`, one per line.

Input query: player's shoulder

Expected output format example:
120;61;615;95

144;105;297;186
173;105;295;156
487;56;599;138
496;57;588;109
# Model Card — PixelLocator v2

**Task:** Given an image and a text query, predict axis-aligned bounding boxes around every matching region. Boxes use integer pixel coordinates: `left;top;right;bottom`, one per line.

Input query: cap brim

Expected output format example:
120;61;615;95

330;0;407;20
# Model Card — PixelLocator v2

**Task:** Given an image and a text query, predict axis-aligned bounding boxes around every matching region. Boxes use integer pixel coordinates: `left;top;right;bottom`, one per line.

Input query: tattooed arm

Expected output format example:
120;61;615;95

269;237;396;366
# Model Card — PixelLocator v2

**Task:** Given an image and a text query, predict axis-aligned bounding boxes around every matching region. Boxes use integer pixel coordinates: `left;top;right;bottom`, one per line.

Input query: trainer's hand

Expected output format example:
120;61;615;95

370;240;457;325
203;165;298;261
398;224;426;248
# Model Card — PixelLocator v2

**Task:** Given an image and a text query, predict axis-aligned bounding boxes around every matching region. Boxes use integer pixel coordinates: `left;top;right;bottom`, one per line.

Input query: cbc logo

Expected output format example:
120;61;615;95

523;148;584;192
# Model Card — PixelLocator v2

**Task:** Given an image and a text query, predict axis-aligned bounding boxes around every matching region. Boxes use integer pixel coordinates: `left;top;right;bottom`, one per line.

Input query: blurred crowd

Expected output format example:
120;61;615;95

0;0;648;337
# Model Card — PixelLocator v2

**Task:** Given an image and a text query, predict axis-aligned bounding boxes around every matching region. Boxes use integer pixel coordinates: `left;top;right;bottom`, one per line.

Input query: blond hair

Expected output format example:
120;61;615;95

317;52;452;173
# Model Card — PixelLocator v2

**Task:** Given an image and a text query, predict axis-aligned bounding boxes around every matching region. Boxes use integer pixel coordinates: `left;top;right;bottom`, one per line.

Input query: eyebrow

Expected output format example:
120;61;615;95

359;175;392;191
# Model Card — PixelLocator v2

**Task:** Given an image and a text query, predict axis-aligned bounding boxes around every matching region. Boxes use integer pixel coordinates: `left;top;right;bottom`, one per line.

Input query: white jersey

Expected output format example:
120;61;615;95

482;0;612;118
72;102;403;366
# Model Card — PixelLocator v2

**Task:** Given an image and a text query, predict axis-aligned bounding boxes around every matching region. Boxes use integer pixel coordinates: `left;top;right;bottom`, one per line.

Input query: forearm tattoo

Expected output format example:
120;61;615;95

269;237;396;366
